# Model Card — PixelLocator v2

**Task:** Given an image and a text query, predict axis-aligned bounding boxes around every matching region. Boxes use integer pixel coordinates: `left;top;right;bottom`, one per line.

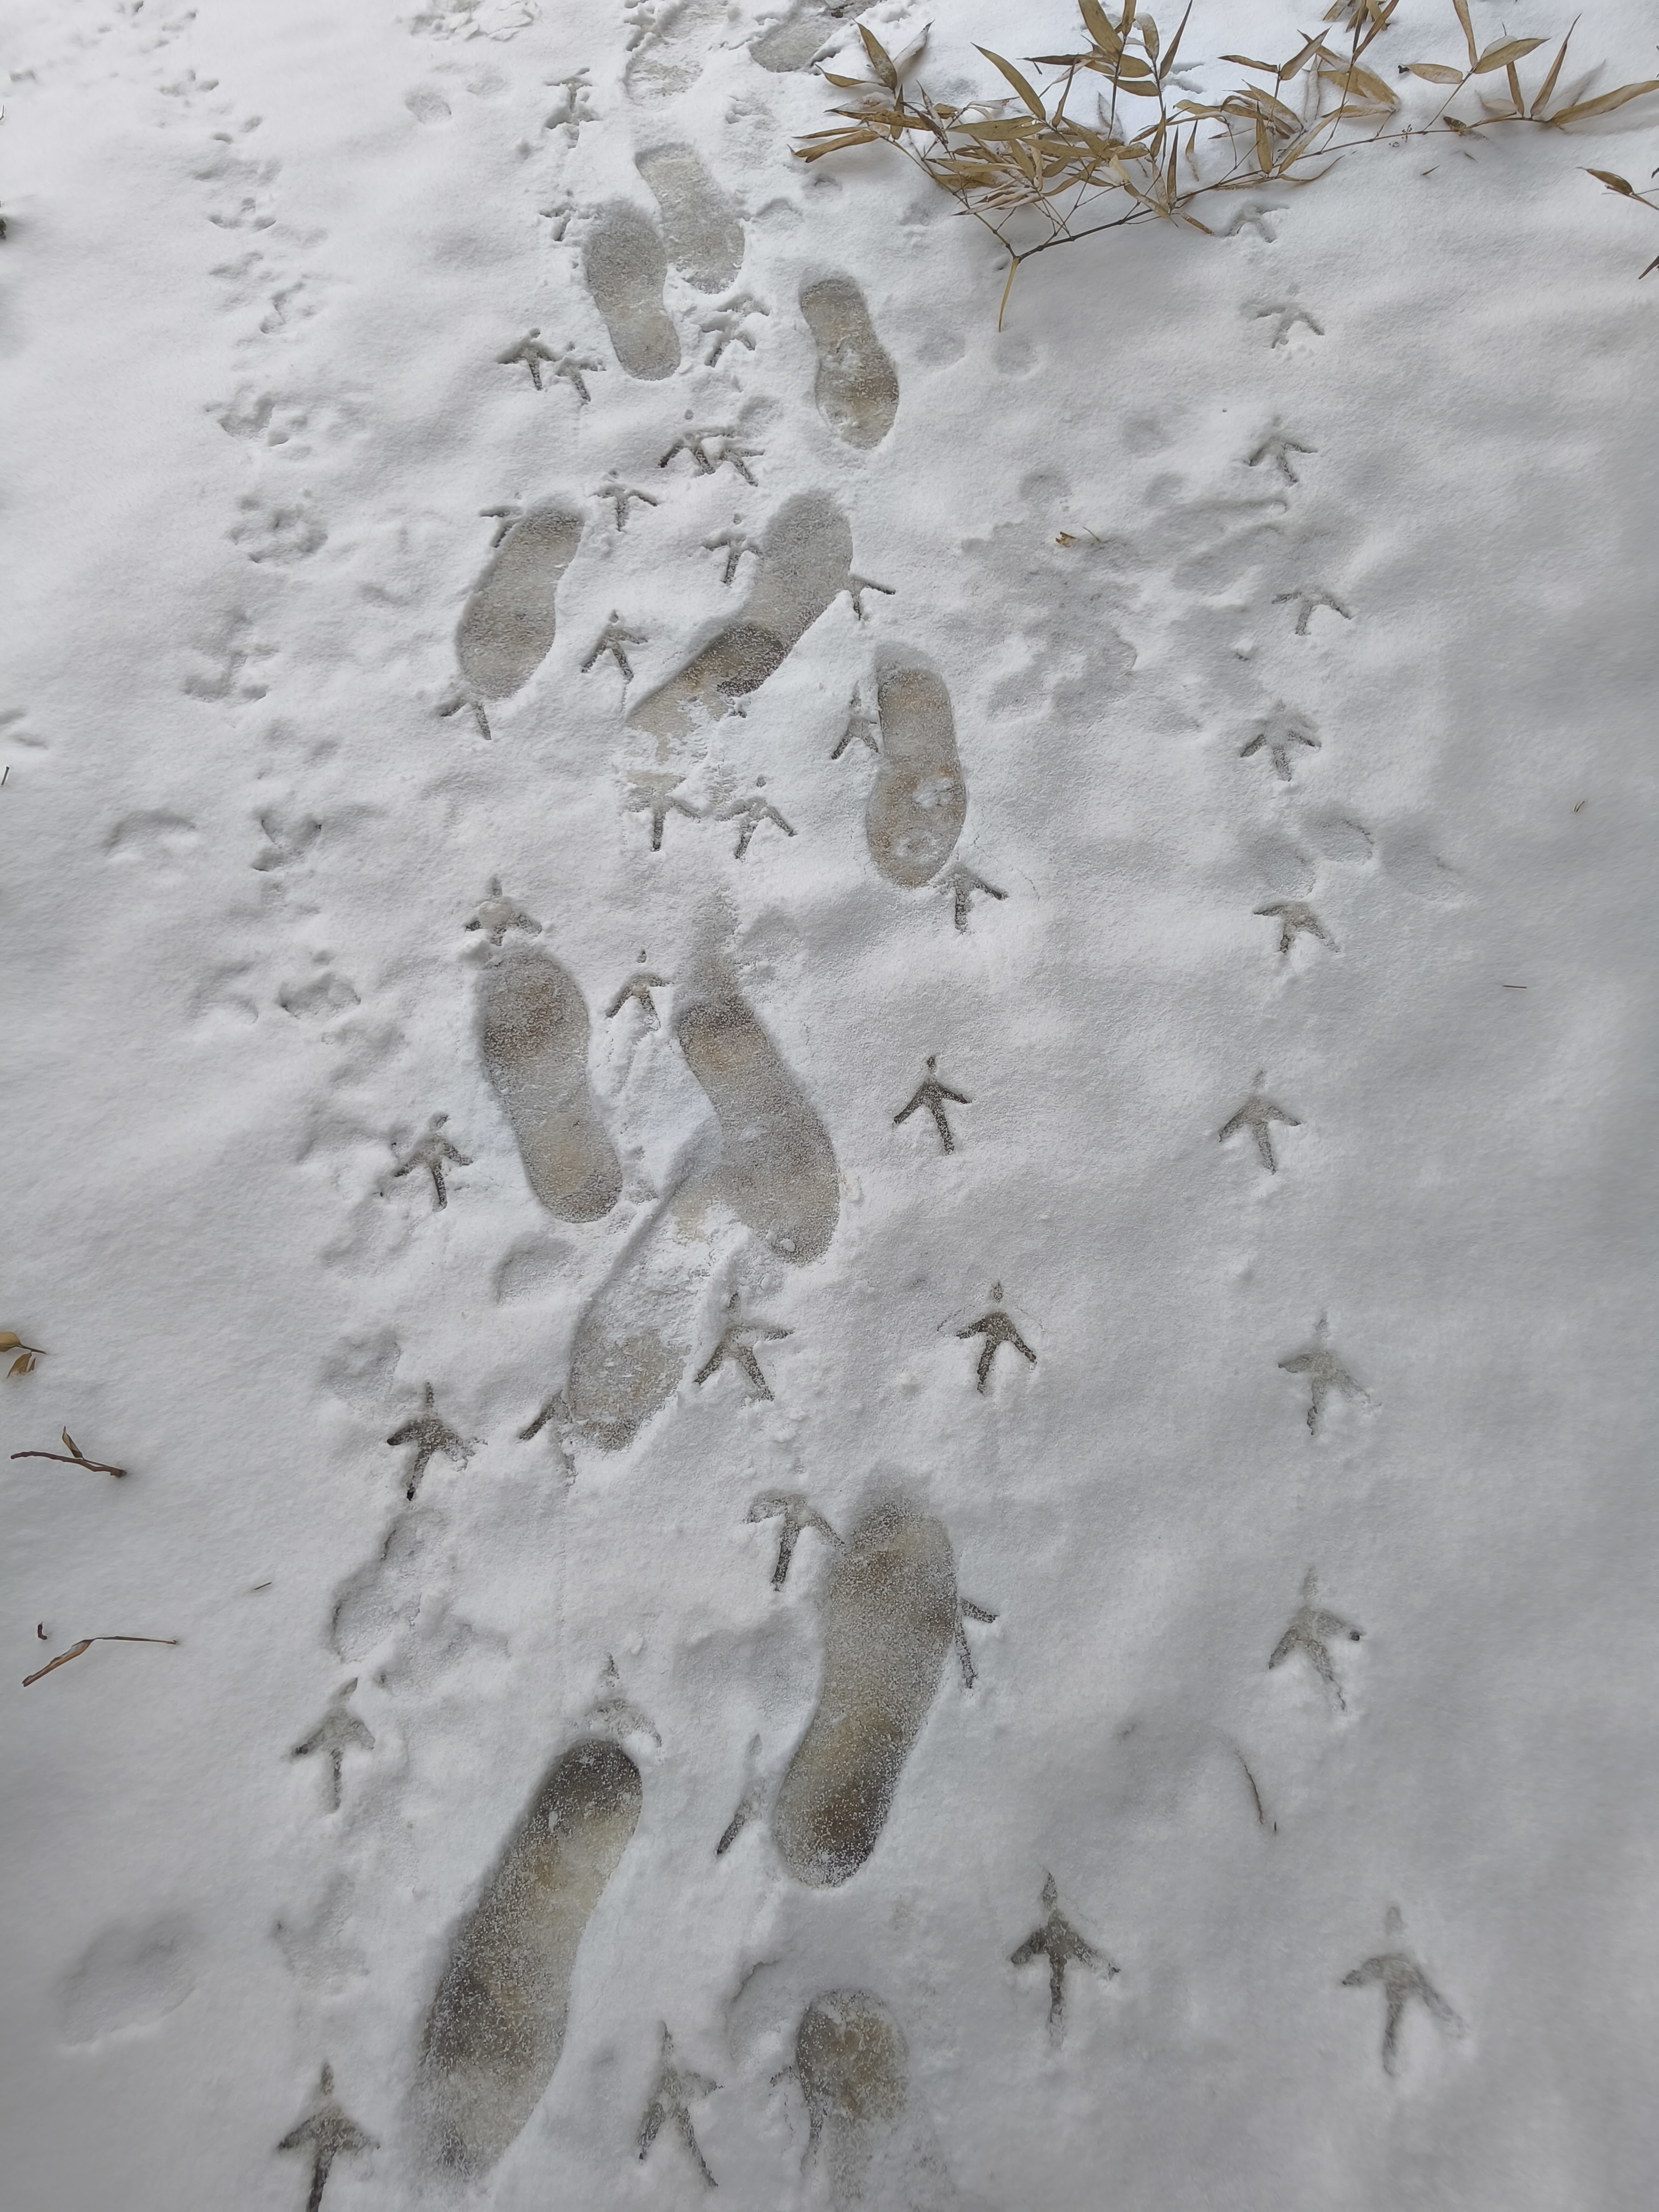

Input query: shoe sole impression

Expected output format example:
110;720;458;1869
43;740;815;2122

674;968;838;1264
636;144;744;294
751;1;873;73
414;1739;642;2180
628;493;853;742
478;947;623;1222
800;276;898;449
865;653;968;888
771;1501;957;1887
562;1194;718;1452
794;1988;960;2209
584;201;680;379
455;504;583;702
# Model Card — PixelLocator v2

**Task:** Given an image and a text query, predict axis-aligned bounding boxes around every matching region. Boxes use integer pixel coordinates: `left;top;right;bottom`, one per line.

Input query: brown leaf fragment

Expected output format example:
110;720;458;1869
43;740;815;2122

976;46;1048;119
1472;36;1546;73
1549;80;1659;125
1587;168;1635;194
1404;62;1465;84
24;1640;93;1685
858;24;898;90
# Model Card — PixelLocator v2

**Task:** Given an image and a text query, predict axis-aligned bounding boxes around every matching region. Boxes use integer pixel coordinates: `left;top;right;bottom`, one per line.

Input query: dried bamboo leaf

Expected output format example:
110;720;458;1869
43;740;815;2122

24;1640;94;1686
1548;79;1659;124
858;24;899;90
1158;2;1192;81
976;46;1049;119
1587;167;1636;193
1405;62;1464;84
1452;0;1479;69
1531;23;1575;114
1473;36;1546;73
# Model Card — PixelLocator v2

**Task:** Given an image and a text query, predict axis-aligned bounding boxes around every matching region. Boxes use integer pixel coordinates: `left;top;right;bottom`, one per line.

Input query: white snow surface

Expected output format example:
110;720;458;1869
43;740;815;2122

3;0;1657;2207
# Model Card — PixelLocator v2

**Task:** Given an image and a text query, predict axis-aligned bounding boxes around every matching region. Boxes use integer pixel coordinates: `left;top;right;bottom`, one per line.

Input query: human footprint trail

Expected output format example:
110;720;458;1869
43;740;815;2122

476;946;623;1224
450;503;583;732
766;1498;993;1888
412;1739;643;2178
559;965;838;1452
800;275;899;449
865;652;968;889
628;493;858;741
583;201;680;380
636;144;744;294
790;1988;961;2209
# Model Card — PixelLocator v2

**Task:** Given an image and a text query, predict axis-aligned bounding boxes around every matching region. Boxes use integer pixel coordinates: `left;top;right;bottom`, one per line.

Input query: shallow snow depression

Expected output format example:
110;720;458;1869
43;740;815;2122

2;0;1657;2208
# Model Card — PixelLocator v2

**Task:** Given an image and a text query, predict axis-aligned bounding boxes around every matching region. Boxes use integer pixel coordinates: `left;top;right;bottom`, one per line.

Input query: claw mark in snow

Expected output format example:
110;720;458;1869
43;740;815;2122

637;2026;717;2184
893;1058;970;1153
716;779;794;857
582;612;648;682
1240;706;1320;781
1274;584;1351;636
606;969;669;1024
1245;426;1316;484
594;474;659;529
1269;1570;1363;1707
937;864;1006;931
1218;1075;1300;1172
693;1294;791;1399
704;516;761;585
1010;1876;1114;2040
465;876;541;946
747;1491;837;1589
277;2065;375;2212
700;293;770;364
659;422;764;484
389;1114;471;1209
292;1682;374;1811
1255;899;1334;955
957;1287;1036;1394
1253;300;1324;347
1279;1318;1371;1433
386;1385;474;1500
1341;1908;1464;2076
626;773;703;851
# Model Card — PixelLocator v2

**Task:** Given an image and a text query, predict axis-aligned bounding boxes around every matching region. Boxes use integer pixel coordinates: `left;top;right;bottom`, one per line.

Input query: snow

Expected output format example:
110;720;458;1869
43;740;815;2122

2;0;1656;2206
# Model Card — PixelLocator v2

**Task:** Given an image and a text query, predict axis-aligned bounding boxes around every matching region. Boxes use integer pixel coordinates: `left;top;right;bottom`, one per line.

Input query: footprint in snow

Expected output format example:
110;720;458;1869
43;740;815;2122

627;492;862;742
476;945;623;1224
412;1740;643;2179
800;274;899;449
558;966;838;1451
450;502;583;730
788;1988;961;2209
637;143;744;293
583;201;679;379
865;652;968;888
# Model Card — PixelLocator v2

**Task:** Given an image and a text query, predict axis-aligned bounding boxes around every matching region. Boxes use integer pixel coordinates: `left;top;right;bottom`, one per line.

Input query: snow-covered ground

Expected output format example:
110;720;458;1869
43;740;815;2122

3;1;1657;2207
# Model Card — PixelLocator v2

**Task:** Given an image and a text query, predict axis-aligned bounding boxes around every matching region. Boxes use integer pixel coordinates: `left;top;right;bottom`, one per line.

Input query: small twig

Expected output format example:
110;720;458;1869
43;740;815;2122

1236;1750;1277;1833
11;1427;126;1478
24;1635;178;1687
